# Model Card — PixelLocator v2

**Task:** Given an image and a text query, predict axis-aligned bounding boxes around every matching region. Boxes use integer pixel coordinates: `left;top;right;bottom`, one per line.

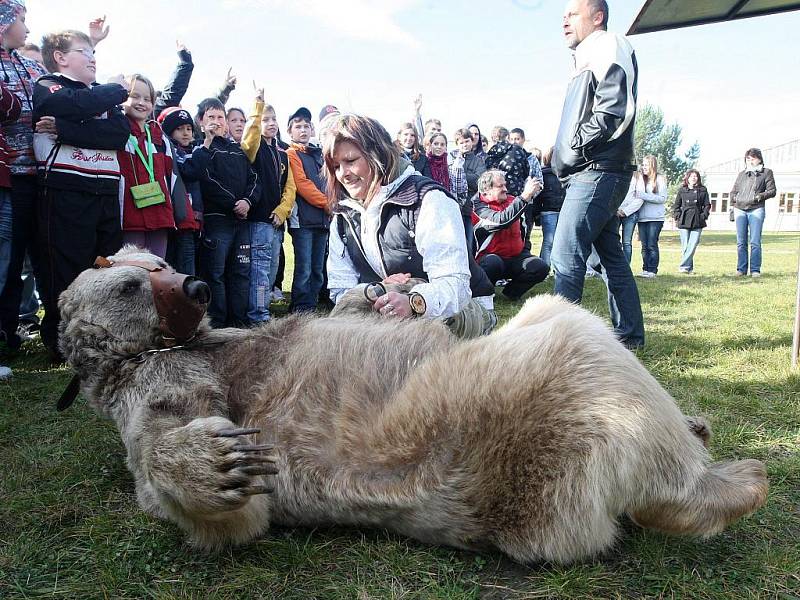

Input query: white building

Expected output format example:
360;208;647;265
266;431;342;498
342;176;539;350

702;139;800;231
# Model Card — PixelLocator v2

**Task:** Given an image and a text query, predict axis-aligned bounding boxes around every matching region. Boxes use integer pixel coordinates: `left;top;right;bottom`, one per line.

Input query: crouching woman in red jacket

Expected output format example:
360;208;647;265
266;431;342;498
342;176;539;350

473;169;549;301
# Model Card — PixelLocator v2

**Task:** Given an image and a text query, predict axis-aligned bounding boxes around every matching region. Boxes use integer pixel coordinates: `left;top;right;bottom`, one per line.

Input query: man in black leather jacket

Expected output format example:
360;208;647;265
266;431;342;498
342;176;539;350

550;0;644;349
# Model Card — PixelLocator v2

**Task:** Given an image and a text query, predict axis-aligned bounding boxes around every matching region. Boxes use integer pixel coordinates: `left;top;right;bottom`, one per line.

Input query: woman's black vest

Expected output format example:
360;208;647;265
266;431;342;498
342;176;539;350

333;174;494;297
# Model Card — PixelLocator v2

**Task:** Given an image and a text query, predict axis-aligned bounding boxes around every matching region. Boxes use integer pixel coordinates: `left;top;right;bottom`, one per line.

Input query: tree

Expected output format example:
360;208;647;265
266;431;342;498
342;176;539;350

634;104;700;187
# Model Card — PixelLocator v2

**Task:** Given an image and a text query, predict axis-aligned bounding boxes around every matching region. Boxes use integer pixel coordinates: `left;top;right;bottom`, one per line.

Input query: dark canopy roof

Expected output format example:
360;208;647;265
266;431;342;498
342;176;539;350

627;0;800;35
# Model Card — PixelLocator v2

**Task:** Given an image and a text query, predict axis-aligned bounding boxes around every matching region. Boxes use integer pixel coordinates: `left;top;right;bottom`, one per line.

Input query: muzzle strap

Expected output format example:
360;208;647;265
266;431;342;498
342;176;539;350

93;256;208;344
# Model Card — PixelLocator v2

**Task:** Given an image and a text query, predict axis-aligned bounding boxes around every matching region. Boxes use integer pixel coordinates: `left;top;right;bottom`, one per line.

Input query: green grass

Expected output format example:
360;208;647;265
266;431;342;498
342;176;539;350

1;231;799;599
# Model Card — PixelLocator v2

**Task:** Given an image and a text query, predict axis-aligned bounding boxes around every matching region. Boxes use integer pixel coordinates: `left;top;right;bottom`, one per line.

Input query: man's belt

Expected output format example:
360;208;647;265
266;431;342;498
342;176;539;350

586;161;638;172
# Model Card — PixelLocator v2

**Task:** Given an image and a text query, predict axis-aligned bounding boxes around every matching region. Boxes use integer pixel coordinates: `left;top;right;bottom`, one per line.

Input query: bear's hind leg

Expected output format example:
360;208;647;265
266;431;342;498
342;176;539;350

631;459;768;537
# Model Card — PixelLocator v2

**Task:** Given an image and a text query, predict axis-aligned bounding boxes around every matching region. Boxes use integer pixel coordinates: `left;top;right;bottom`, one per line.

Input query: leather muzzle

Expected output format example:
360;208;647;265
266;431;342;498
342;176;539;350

94;256;208;344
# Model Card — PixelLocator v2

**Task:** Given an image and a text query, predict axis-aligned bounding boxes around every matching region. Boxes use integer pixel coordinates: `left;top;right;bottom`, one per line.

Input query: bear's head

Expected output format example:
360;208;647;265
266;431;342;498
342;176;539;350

58;246;211;374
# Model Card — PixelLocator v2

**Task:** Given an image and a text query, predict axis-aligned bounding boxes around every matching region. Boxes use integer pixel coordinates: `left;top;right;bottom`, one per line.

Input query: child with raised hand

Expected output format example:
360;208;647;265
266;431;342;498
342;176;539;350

33;29;130;360
240;83;295;322
118;74;176;258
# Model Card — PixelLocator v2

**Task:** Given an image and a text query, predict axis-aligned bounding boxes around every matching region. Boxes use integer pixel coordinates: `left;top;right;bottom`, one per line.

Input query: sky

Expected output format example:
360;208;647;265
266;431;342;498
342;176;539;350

25;0;800;169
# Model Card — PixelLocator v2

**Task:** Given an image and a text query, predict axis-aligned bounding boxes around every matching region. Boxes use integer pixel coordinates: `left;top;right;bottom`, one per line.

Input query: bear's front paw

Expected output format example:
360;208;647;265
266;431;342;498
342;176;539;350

148;416;279;515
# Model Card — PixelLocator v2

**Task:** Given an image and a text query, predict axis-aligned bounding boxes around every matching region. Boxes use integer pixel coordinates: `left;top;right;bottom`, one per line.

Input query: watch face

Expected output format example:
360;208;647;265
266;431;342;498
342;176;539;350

409;293;426;315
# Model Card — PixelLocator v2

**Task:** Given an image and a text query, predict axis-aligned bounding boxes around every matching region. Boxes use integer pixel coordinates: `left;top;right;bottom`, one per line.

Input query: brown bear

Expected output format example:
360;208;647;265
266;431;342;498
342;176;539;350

56;247;768;564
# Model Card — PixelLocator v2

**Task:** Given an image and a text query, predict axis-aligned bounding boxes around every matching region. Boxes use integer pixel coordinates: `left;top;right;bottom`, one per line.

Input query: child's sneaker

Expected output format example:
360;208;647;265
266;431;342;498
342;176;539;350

271;287;285;301
638;270;656;278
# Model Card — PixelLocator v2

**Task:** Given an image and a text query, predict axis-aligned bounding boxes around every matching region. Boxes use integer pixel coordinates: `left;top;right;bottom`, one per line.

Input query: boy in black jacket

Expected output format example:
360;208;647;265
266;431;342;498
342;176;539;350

33;30;130;360
182;98;260;327
240;87;295;323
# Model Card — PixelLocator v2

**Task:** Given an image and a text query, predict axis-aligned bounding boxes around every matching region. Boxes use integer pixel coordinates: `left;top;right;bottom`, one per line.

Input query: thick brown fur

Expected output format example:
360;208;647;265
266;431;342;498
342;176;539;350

57;247;769;564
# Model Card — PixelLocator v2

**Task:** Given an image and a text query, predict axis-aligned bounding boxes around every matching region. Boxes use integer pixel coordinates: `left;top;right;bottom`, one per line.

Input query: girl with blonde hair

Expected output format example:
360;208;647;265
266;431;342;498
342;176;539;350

631;155;667;278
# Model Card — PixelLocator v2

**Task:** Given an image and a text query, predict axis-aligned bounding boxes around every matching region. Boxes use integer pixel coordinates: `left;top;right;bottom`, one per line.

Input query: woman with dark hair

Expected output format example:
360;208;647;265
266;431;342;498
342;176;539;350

730;148;776;277
466;123;486;161
323;114;496;337
673;169;711;274
395;122;431;177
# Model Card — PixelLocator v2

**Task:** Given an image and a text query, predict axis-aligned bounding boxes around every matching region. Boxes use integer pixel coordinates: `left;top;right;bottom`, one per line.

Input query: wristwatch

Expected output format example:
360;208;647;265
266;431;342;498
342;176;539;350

408;292;427;317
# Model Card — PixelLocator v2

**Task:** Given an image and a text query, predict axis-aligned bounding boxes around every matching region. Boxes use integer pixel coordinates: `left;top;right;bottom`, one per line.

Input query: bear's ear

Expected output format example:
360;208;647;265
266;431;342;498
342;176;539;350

107;245;168;268
113;244;147;259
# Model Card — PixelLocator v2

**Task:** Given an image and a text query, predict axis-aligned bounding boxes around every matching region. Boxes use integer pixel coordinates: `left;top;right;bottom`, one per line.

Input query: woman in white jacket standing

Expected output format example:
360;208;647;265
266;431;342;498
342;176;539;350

632;155;667;278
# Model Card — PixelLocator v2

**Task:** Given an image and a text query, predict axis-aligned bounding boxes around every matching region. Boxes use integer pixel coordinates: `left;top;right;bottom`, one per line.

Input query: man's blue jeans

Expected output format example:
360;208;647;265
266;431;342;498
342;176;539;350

734;206;765;274
551;170;644;347
620;212;638;264
539;211;559;266
200;216;251;328
248;222;275;322
289;226;327;312
637;220;663;274
678;228;702;272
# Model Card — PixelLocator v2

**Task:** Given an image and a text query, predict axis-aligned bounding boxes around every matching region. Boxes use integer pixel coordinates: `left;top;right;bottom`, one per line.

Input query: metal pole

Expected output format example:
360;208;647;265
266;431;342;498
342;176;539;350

793;234;800;369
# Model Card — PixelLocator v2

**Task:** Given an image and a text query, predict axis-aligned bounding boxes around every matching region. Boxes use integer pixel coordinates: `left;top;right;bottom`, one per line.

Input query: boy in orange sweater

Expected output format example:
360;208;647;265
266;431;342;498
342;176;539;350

285;107;329;312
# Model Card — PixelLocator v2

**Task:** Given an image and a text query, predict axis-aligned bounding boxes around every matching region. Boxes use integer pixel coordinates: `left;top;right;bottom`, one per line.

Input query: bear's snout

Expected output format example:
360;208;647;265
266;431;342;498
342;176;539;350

183;278;211;305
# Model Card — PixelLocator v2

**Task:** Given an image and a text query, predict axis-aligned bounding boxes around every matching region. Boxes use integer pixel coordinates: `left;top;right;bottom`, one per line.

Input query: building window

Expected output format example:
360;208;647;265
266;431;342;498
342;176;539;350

788;193;795;213
721;192;729;213
710;192;718;212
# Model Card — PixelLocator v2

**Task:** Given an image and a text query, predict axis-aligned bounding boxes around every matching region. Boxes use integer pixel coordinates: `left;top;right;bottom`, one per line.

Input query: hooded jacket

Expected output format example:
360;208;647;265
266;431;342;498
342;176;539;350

552;30;638;179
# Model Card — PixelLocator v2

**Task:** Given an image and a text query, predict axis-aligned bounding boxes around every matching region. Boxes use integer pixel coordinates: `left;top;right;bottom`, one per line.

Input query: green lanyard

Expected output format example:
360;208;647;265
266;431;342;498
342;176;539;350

129;125;155;183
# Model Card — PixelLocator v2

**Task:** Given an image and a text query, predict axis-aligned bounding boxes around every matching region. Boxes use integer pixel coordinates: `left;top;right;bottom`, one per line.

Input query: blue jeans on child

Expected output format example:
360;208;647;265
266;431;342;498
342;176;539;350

200;216;251;328
166;230;197;276
269;227;284;292
620;212;638;264
290;227;327;312
678;228;702;272
248;222;277;322
637;220;663;274
550;170;644;348
734;206;765;274
539;211;559;267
